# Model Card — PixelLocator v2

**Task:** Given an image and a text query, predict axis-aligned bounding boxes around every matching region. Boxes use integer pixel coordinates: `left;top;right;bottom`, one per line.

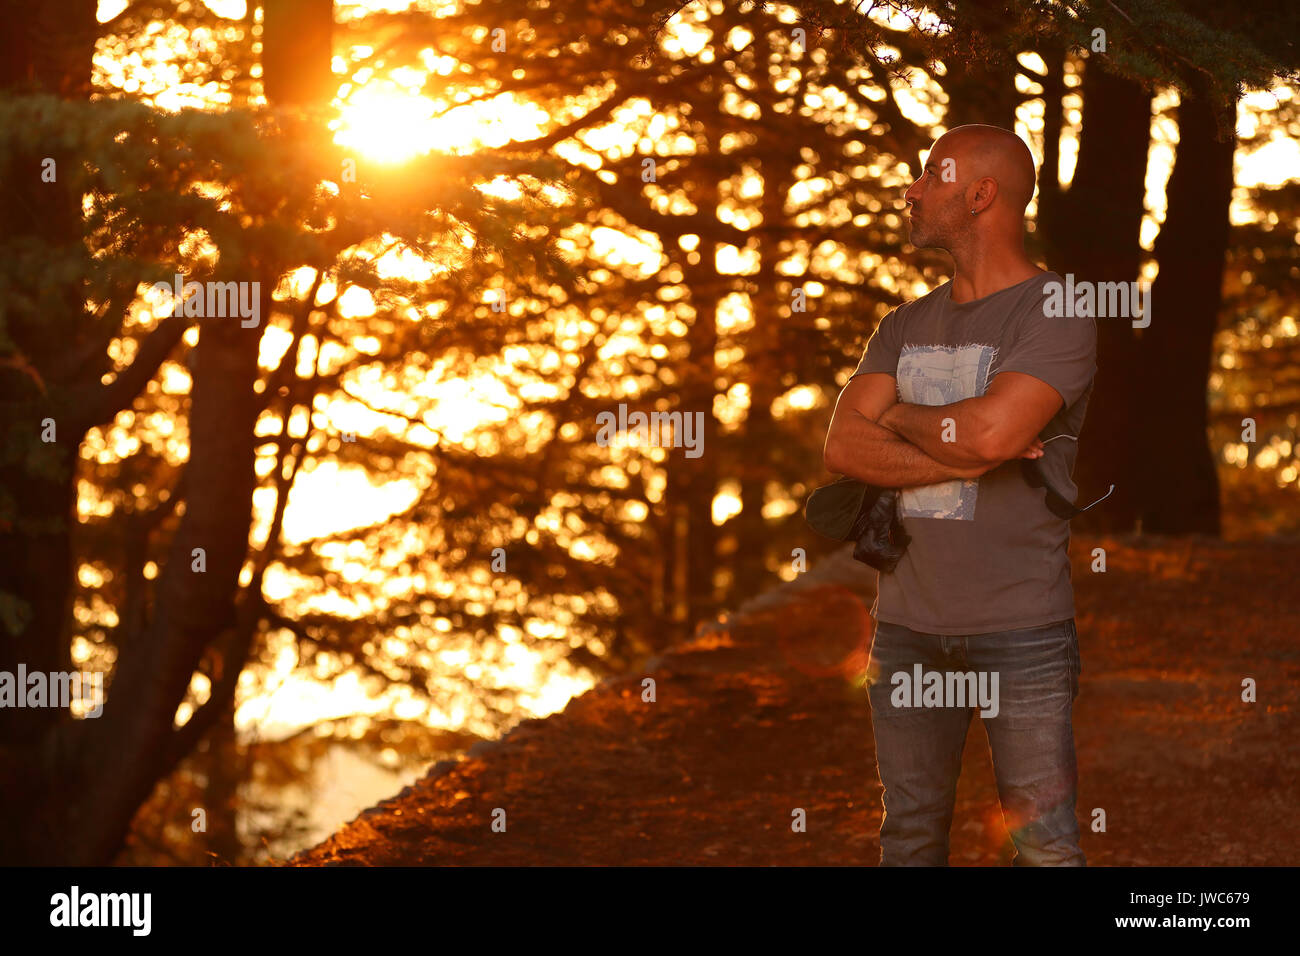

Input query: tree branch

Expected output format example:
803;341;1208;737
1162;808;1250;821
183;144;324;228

70;314;192;431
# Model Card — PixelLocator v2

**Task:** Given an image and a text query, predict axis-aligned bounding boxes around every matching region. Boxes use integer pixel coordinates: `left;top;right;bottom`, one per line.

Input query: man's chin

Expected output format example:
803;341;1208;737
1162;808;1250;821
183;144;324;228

907;227;945;251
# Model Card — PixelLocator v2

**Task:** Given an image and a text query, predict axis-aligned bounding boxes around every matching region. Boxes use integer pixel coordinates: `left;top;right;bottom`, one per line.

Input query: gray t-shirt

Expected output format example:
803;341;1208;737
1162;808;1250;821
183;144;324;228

851;270;1097;635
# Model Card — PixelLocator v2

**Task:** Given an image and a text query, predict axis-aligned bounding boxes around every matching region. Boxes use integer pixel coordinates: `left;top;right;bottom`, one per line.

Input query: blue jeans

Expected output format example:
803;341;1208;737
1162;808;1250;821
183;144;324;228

865;617;1085;866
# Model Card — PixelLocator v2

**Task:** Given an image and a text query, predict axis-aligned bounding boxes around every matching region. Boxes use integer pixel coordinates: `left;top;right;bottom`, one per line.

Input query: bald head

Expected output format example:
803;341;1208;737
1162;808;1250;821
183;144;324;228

936;124;1037;212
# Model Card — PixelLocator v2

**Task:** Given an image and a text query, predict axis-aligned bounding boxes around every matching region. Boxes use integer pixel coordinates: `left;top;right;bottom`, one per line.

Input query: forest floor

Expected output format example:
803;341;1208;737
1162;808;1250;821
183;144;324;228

289;534;1300;866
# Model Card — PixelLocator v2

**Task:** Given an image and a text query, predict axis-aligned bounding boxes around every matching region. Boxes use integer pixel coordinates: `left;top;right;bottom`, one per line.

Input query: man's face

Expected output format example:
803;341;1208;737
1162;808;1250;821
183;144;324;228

903;141;966;251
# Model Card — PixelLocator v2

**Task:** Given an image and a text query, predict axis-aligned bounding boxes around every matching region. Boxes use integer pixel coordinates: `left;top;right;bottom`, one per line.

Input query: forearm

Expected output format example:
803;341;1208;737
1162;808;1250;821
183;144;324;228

826;411;981;488
877;399;996;468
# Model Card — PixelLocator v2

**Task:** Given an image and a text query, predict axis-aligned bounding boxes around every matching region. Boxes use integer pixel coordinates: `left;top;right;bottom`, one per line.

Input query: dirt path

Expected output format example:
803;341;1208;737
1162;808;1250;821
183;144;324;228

290;534;1300;865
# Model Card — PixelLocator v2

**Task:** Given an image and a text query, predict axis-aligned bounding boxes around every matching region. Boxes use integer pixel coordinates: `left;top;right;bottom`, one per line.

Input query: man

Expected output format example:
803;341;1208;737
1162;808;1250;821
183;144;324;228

823;125;1097;866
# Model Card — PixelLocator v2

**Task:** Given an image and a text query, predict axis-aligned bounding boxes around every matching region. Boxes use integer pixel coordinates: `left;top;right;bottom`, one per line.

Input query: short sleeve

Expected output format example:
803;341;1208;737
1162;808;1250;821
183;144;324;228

850;308;904;380
996;296;1097;409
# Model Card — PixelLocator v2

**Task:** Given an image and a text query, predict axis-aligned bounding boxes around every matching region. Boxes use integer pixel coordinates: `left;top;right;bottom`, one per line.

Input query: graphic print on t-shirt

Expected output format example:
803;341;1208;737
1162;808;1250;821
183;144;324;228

895;342;997;520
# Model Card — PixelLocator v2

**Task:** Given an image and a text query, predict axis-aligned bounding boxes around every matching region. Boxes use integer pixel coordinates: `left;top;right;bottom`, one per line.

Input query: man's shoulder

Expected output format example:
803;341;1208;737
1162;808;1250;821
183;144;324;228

1017;270;1097;338
887;278;953;324
984;270;1087;342
1025;269;1065;298
1003;270;1063;307
908;278;956;309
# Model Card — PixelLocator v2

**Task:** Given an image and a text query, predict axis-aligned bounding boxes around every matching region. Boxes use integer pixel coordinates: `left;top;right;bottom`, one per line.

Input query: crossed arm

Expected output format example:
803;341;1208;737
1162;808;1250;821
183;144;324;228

823;371;1063;488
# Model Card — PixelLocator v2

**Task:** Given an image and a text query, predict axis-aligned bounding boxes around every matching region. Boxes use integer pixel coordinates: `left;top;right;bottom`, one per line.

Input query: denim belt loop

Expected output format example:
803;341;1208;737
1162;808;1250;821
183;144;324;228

940;634;965;664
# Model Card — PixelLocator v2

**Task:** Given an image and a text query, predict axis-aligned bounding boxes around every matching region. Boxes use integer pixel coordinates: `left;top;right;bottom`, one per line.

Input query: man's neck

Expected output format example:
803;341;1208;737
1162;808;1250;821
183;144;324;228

947;245;1044;304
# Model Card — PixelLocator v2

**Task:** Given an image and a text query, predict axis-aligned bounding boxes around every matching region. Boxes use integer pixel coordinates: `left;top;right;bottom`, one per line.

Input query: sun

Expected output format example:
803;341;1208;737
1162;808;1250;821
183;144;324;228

333;83;448;163
333;73;557;164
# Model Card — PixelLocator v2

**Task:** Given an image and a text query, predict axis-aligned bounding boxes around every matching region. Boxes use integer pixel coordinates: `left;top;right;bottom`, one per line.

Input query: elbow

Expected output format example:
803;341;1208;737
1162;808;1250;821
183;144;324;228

823;434;844;474
969;426;1020;466
823;426;857;476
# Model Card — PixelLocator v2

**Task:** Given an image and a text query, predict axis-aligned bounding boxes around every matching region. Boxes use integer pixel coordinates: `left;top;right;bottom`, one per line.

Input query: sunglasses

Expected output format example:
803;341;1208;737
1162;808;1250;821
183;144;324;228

1021;434;1115;520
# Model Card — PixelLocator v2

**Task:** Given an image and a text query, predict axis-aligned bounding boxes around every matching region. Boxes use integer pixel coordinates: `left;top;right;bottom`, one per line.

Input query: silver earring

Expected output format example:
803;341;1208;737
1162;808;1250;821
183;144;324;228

970;208;977;215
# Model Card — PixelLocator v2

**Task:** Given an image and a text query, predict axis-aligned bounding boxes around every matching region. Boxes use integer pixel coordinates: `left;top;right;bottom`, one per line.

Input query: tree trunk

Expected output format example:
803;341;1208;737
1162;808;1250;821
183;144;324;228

261;0;336;106
0;0;99;745
66;310;265;864
943;57;1019;129
678;262;720;630
663;101;723;641
1044;61;1151;533
1137;80;1233;534
1033;40;1066;261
